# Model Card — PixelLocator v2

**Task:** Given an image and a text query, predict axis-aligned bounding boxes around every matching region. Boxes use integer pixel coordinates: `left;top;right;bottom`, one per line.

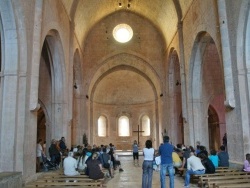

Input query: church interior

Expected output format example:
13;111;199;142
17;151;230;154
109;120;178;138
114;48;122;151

0;0;250;185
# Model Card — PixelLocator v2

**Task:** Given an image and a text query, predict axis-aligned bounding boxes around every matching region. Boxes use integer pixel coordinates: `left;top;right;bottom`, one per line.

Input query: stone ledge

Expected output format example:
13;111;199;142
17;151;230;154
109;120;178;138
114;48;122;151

0;172;22;188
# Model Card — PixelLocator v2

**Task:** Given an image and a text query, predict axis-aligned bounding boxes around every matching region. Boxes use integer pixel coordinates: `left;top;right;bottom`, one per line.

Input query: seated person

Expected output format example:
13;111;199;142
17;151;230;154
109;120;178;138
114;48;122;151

99;147;114;177
63;152;80;176
86;152;104;180
77;150;88;172
49;139;61;166
199;153;215;174
109;148;124;172
218;145;229;167
173;149;182;174
243;153;250;172
178;146;191;176
184;152;205;188
208;149;219;168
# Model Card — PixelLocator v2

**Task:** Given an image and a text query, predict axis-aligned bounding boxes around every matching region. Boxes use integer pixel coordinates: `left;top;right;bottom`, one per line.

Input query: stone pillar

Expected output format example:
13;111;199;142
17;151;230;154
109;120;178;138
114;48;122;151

177;22;190;145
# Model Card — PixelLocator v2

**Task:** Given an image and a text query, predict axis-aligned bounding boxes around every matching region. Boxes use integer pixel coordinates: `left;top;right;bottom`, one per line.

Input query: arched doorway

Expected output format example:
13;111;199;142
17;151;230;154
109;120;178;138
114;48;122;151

37;107;46;143
208;105;220;151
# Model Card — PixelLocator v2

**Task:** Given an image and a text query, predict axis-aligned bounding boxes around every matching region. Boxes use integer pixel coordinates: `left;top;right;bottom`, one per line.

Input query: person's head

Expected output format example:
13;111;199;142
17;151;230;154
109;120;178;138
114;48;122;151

68;151;74;157
37;138;42;144
92;152;98;160
189;152;194;157
103;147;107;153
200;145;206;151
134;140;137;144
210;149;217;156
61;137;65;142
189;146;195;152
145;140;152;149
199;153;207;160
246;153;250;162
163;136;170;143
220;145;225;151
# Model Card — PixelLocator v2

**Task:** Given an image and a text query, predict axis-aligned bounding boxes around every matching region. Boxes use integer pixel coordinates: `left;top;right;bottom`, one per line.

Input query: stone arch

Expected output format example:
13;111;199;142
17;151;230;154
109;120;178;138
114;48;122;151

88;53;162;98
0;0;26;172
40;30;67;141
188;32;224;148
236;0;250;154
168;49;182;145
88;53;162;147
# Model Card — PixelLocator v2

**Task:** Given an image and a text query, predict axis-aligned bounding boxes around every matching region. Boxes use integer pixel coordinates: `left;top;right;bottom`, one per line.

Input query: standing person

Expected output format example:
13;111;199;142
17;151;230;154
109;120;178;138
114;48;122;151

59;137;67;152
36;139;43;172
222;133;227;151
184;152;205;188
159;136;174;188
133;140;139;166
142;140;155;188
218;145;229;167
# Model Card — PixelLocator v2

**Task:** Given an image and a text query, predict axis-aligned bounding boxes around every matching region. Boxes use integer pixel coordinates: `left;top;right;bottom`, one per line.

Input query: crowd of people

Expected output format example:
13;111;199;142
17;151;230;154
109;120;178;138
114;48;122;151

140;135;235;188
36;135;250;188
36;138;124;180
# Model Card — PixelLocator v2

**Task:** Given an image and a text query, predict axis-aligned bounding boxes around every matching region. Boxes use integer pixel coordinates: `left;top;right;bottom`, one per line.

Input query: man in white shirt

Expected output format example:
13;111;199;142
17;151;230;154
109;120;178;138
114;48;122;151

64;152;80;176
184;152;205;188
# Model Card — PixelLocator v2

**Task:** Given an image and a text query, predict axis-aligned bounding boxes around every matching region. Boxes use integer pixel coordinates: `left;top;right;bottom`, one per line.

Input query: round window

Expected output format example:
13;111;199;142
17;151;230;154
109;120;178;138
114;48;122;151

113;24;133;43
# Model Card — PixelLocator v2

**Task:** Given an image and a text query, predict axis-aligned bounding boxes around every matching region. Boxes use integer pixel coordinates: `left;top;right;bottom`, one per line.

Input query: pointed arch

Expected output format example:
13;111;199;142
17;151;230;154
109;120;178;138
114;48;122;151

188;32;224;147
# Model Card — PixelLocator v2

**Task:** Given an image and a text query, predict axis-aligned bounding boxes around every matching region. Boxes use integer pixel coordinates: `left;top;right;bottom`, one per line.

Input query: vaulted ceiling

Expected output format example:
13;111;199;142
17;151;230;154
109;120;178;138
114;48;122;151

63;0;193;105
61;0;193;48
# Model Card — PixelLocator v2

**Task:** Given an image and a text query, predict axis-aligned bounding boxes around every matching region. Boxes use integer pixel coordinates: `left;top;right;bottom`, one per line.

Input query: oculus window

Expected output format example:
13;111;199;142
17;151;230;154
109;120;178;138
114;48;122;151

113;24;133;43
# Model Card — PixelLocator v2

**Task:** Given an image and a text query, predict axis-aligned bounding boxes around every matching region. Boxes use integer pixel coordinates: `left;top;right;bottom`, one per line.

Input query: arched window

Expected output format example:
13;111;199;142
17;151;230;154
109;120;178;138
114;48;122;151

98;115;107;137
142;115;150;136
118;116;130;136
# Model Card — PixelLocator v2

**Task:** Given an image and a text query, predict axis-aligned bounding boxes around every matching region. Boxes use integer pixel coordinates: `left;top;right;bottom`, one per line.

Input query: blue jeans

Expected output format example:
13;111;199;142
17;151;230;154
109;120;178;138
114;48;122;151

160;163;174;188
184;169;205;186
142;160;153;188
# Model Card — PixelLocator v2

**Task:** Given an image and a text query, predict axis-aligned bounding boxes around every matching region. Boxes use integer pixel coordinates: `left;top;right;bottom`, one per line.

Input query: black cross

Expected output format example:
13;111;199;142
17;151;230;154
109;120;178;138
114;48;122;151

133;125;144;145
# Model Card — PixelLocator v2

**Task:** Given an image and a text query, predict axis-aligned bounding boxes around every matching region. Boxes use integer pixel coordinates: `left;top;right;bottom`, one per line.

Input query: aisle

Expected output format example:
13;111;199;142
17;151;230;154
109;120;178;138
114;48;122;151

106;155;199;188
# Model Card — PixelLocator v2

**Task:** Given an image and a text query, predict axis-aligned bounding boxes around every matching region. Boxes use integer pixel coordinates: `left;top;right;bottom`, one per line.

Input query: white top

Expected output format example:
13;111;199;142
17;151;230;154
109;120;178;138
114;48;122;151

36;143;43;157
143;148;154;161
187;155;205;171
64;156;80;176
77;155;88;170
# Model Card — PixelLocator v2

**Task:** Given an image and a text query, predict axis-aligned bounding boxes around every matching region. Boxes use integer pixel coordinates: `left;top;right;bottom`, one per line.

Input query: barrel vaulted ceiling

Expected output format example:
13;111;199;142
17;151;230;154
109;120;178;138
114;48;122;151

61;0;193;48
61;0;193;105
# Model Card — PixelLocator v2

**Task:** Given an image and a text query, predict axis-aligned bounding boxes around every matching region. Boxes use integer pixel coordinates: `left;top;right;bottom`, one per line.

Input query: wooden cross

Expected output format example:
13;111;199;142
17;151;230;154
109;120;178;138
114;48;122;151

133;125;144;145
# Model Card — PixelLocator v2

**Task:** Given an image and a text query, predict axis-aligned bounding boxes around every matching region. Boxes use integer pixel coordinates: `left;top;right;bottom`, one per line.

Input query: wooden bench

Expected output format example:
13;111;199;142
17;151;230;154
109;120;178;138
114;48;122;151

25;181;103;187
211;179;250;188
217;183;250;188
198;171;250;187
24;170;106;187
192;169;240;184
205;175;250;187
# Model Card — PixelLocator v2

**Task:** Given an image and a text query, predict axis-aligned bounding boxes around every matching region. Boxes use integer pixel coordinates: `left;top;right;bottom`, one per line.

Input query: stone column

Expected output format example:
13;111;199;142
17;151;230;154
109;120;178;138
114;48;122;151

177;22;190;145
